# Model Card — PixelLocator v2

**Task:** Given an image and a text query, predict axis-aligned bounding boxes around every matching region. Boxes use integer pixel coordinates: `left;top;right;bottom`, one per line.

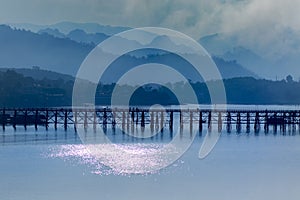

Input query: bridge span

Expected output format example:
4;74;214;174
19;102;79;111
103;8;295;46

1;107;300;134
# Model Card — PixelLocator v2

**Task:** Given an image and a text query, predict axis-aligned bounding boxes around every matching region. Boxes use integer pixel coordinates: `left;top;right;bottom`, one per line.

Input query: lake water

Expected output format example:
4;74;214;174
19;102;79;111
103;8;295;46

1;108;300;200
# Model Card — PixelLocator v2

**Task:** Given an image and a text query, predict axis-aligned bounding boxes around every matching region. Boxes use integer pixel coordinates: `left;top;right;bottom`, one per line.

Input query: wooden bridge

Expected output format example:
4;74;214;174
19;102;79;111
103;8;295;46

1;107;300;134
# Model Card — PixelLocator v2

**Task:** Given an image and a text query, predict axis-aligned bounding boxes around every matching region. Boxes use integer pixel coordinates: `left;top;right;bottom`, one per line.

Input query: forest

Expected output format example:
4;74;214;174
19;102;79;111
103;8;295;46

0;70;299;107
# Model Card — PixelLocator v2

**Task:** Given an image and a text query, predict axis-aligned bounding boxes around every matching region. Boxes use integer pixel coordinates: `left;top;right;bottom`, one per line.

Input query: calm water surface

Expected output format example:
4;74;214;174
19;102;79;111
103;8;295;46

1;117;300;200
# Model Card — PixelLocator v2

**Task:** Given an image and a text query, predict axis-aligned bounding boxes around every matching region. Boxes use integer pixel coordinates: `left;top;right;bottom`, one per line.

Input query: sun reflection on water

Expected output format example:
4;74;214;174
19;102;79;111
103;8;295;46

47;143;180;175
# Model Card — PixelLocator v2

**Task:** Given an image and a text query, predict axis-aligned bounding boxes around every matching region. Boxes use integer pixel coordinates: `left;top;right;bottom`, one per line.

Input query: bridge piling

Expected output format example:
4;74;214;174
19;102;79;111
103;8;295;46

208;111;212;133
246;112;250;133
64;110;68;131
190;111;193;134
160;111;164;133
264;111;269;134
218;112;222;133
150;111;154;133
84;111;88;130
136;109;139;126
54;110;58;131
24;110;27;130
292;112;296;133
180;111;183;132
254;112;260;134
236;112;241;133
282;113;286;134
2;108;5;131
122;111;126;131
199;111;203;134
169;111;173;132
34;109;38;131
74;111;77;133
127;111;130;133
45;109;49;131
226;112;231;133
13;110;17;131
93;111;97;132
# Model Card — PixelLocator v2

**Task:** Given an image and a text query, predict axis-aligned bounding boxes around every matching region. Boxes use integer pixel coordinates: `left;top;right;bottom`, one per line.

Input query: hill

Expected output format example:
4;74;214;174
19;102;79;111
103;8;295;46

0;24;257;80
199;31;300;80
0;69;298;107
0;25;93;75
0;67;75;81
9;21;130;35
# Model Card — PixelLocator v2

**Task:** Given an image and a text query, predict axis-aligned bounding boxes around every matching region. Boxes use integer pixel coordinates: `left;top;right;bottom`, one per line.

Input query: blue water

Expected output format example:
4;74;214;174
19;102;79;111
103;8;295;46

1;125;300;200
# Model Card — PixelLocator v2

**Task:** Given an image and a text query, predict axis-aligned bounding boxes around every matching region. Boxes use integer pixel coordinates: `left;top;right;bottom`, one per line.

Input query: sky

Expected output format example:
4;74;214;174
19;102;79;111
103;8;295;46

1;0;300;39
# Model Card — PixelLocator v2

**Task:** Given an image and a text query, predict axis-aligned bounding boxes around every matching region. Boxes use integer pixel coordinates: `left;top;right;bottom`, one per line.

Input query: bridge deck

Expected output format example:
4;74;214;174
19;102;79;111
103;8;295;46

0;107;300;134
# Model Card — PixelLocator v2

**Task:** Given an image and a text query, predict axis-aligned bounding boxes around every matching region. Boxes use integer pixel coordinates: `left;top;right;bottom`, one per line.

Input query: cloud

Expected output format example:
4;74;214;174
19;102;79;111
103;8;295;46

1;0;300;56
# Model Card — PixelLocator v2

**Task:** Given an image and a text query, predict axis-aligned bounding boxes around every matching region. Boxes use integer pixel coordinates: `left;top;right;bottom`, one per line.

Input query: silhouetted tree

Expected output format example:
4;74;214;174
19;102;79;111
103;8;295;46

286;75;294;83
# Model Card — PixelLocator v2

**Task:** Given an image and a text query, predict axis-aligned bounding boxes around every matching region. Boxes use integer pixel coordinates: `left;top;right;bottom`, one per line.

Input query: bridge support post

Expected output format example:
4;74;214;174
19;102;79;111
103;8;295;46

282;113;286;134
150;111;154;133
169;111;173;132
199;111;203;135
190;111;193;134
131;110;135;134
264;111;269;134
45;109;49;131
13;110;17;131
273;112;277;134
64;111;68;131
54;110;58;131
2;108;5;131
254;112;260;134
141;111;145;133
208;111;212;133
292;112;296;134
218;112;222;133
227;112;231;133
236;112;241;133
74;111;77;133
112;111;116;134
131;109;135;124
103;110;107;126
24;110;27;130
93;111;97;132
155;112;159;132
180;111;183;133
35;110;38;131
126;111;130;133
287;113;292;134
246;112;250;133
236;112;242;133
84;111;88;130
136;109;139;126
160;111;164;133
122;111;125;132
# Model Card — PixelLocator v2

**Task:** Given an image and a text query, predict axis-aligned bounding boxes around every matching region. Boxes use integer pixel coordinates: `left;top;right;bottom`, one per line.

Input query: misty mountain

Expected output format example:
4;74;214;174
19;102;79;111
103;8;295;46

0;25;93;75
38;28;66;39
37;28;109;45
0;24;257;81
199;33;273;78
0;67;75;82
221;47;272;78
98;50;258;84
67;29;109;45
199;31;300;80
199;33;237;55
9;21;130;35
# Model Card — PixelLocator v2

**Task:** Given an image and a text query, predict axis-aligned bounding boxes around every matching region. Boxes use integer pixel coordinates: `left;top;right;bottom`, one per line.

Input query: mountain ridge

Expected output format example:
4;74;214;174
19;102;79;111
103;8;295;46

0;24;258;81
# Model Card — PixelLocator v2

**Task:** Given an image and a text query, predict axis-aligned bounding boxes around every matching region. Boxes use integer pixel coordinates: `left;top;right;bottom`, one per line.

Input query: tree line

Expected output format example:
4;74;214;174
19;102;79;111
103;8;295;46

0;70;299;108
